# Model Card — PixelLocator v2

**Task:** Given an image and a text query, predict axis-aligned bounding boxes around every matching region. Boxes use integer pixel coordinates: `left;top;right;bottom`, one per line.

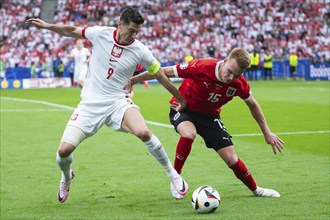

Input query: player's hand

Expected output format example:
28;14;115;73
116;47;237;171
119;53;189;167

25;18;48;29
123;81;133;94
170;100;187;112
265;132;284;155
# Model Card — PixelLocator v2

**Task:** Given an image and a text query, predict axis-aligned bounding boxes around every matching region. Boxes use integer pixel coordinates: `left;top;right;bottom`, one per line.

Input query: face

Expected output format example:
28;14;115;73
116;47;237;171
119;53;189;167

117;21;142;44
218;58;243;84
76;40;83;49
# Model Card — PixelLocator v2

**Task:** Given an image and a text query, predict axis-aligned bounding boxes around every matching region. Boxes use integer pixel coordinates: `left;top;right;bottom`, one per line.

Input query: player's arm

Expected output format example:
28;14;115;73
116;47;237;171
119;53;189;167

131;60;186;111
130;66;175;85
25;18;84;39
244;94;284;154
154;67;186;111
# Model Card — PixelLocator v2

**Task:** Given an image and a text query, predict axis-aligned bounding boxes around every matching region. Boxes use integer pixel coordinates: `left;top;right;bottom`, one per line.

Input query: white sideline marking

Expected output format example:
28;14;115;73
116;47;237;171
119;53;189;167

1;96;329;137
1;109;70;112
1;96;75;110
145;120;173;128
233;130;329;137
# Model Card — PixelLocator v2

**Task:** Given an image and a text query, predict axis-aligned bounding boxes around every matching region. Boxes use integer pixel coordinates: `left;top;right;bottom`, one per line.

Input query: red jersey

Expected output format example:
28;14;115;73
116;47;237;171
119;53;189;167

170;58;251;116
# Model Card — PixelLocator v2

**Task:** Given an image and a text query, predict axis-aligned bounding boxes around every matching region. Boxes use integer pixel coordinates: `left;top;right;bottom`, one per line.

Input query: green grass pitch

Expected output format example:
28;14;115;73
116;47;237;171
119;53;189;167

0;80;329;219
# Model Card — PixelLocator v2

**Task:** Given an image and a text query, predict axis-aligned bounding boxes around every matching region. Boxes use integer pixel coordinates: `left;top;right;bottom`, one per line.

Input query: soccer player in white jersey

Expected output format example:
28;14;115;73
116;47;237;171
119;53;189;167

70;39;91;88
26;7;189;203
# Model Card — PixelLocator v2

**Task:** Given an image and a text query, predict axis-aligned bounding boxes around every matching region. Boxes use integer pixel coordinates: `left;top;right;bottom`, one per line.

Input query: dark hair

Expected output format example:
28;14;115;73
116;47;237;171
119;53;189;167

120;7;144;25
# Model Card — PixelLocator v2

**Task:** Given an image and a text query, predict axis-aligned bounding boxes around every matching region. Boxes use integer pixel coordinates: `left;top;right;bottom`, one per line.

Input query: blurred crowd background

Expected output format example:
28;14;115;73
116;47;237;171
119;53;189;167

1;0;329;77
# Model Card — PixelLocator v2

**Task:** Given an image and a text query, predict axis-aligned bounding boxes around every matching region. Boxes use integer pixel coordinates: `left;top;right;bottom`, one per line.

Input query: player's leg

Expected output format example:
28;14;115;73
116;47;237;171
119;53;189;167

77;69;87;88
169;109;196;175
168;121;195;200
217;146;258;191
199;115;258;192
217;146;280;197
167;110;196;199
57;125;87;203
73;70;79;87
174;121;196;174
198;115;279;198
121;107;189;196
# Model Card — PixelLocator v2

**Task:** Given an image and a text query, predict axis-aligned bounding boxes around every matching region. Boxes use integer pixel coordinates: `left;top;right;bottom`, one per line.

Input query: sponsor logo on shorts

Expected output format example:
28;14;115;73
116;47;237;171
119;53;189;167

70;114;78;121
174;112;180;121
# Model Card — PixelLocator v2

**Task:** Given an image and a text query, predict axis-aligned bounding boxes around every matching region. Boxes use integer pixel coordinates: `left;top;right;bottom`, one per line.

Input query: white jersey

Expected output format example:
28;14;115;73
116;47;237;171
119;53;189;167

81;26;155;100
70;47;91;82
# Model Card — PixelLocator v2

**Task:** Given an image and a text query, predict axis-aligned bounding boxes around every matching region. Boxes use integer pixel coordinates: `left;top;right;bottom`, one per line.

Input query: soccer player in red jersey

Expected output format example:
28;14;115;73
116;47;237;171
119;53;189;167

130;48;284;199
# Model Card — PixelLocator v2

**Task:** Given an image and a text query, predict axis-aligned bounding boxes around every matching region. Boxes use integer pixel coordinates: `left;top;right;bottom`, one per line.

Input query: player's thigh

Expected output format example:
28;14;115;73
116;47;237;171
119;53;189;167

169;109;196;137
58;125;87;157
177;121;197;139
121;107;151;140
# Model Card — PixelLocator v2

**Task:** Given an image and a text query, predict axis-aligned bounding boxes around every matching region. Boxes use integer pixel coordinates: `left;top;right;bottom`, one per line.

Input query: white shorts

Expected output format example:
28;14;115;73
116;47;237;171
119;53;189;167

74;66;88;83
66;97;139;137
78;70;87;81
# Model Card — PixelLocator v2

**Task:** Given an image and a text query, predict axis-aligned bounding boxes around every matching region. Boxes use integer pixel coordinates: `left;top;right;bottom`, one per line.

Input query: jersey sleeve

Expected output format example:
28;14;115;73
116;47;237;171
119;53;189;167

174;60;198;79
140;45;159;75
238;76;251;100
83;26;107;43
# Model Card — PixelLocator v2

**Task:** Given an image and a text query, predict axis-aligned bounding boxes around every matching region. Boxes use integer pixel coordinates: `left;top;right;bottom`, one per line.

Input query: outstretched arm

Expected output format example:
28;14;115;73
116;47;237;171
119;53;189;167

153;67;186;111
245;94;284;154
130;66;175;85
127;64;185;110
25;18;84;39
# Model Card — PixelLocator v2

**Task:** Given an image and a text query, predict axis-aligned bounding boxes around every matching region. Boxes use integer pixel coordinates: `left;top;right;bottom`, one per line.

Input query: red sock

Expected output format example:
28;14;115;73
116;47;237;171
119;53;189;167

229;158;257;191
174;137;194;174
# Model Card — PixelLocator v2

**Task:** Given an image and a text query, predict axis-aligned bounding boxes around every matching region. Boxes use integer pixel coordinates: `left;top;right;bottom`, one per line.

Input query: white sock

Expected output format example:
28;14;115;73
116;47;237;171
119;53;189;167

144;134;177;178
56;152;73;180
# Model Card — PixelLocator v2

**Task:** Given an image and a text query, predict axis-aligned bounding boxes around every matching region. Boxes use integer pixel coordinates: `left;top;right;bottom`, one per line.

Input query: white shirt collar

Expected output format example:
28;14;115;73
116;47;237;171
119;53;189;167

215;60;224;82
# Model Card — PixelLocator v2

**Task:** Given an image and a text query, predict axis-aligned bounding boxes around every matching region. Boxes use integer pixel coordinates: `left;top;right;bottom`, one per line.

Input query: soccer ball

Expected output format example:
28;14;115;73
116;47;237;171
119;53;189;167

191;186;221;214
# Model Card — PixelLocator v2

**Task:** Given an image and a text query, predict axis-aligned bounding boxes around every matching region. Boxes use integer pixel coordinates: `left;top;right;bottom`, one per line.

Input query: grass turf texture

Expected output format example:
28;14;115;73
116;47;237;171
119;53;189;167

1;80;329;219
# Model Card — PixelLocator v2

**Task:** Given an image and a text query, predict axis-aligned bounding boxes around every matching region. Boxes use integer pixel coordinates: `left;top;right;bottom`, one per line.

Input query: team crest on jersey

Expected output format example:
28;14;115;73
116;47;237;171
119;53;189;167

179;62;188;70
226;87;236;97
111;45;124;58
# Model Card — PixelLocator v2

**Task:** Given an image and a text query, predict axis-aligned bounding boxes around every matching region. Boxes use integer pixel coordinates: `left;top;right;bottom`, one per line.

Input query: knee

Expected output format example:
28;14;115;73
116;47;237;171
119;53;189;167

217;147;238;167
57;143;75;158
135;129;152;142
179;128;197;140
225;157;238;167
181;132;196;140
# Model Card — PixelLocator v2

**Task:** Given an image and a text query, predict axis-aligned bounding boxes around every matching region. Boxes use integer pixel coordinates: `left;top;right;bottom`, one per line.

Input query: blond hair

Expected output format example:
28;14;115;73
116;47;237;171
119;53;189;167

228;48;251;71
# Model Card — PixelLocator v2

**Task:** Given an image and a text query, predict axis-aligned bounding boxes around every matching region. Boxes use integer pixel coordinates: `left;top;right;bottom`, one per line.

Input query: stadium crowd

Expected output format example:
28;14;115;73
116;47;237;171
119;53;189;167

1;0;330;77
